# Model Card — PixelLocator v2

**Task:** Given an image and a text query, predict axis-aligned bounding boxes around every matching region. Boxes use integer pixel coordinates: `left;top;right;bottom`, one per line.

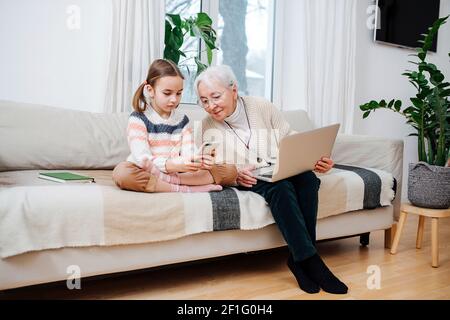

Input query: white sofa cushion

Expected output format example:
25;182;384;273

0;100;130;171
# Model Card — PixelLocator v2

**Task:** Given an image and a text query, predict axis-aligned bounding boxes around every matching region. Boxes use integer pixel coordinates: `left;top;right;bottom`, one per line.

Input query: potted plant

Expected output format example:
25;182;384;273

164;12;218;76
359;15;450;209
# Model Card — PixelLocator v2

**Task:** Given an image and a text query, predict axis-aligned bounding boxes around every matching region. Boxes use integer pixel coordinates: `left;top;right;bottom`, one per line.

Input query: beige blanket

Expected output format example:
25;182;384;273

0;166;395;258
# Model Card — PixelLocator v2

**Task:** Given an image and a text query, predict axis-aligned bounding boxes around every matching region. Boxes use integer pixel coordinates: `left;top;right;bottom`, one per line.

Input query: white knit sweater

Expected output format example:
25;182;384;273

196;96;294;169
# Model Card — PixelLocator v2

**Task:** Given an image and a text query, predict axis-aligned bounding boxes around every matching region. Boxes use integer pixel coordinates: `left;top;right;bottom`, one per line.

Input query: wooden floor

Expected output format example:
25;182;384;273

1;215;449;300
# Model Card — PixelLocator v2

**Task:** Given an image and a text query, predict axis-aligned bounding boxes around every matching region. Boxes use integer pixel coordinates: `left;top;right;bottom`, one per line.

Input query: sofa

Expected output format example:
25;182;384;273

0;100;403;291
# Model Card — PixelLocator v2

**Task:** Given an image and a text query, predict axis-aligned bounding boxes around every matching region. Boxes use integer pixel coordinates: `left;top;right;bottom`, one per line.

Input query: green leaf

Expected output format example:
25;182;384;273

206;46;213;65
172;27;184;48
369;100;379;109
164;11;218;78
166;14;182;28
410;97;423;109
164;47;180;65
196;12;213;26
363;111;371;119
394;100;402;111
441;89;450;97
165;20;171;42
410;112;421;123
431;71;445;84
190;24;201;38
409;80;419;90
403;106;413;114
359;103;368;111
194;57;207;77
387;99;394;109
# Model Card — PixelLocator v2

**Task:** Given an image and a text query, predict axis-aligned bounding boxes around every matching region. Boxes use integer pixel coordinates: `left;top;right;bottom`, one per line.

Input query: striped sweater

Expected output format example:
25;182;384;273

126;107;194;172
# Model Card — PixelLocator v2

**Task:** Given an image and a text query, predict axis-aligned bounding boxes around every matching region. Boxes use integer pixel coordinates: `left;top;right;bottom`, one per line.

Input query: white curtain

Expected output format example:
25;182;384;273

104;0;165;113
279;0;357;134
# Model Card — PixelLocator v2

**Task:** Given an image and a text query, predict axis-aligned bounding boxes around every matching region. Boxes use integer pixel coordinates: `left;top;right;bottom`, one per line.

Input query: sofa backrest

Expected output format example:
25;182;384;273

180;106;314;132
0;100;314;171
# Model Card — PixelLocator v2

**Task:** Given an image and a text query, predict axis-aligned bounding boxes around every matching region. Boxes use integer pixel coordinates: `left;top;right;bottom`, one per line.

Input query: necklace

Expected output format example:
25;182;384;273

223;98;268;164
224;98;252;149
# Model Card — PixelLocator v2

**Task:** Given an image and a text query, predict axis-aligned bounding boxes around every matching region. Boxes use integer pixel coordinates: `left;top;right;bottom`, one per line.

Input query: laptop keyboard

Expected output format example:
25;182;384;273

254;166;275;179
260;172;273;178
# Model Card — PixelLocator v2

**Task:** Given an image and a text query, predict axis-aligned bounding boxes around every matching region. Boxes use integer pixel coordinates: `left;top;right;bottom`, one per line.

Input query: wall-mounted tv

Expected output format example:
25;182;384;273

374;0;441;52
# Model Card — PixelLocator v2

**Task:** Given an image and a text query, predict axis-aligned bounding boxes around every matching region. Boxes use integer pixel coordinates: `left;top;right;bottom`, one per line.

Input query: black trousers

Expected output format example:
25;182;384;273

239;171;321;262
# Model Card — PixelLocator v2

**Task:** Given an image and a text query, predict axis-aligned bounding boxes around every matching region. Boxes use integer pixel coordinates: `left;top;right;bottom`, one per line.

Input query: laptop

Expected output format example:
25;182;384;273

253;123;340;182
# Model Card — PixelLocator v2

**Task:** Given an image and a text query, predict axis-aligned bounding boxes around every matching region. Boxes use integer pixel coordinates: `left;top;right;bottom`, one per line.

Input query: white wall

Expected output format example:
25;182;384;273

353;0;450;199
0;0;111;112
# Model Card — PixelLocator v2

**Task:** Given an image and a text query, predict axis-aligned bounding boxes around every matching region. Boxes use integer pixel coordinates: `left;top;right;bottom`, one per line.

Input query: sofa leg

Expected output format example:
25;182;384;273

384;224;397;249
360;232;370;247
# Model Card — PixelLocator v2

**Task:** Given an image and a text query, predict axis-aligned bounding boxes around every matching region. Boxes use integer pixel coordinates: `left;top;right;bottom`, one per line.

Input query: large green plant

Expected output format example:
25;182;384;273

360;15;450;166
164;12;217;75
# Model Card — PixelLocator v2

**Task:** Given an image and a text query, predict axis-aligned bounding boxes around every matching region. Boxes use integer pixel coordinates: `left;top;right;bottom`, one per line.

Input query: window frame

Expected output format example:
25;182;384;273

172;0;279;106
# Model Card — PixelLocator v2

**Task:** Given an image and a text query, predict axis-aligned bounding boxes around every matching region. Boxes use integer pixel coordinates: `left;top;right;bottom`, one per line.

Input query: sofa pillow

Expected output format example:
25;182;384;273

0;100;130;171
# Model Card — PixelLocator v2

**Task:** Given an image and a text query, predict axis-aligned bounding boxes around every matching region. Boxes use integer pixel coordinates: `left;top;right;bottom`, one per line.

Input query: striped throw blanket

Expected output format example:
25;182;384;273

0;164;395;258
193;164;396;231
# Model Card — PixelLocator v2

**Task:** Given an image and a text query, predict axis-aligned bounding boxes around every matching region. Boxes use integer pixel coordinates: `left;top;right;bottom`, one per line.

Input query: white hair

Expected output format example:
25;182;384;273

194;65;238;97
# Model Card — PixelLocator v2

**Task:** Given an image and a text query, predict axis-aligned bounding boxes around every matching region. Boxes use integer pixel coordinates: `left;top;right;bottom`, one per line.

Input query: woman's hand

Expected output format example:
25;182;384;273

236;165;257;188
314;157;334;173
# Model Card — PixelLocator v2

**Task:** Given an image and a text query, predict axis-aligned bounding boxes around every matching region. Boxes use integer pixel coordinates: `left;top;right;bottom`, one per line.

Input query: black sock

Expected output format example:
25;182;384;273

287;253;320;294
299;254;348;294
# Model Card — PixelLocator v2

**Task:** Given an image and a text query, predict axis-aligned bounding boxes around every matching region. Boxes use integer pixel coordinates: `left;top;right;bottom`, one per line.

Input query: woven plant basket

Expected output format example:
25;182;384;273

408;162;450;209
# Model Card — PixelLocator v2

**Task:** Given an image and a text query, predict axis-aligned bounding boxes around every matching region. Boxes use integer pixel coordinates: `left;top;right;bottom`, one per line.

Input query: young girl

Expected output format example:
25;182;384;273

112;59;237;193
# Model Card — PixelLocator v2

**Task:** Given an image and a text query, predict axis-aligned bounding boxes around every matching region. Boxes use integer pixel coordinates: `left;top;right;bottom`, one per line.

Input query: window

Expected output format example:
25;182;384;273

217;0;274;99
165;0;201;104
165;0;275;104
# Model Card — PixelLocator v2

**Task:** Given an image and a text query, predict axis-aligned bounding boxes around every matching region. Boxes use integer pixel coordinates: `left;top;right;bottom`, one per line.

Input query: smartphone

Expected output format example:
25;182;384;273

196;141;220;156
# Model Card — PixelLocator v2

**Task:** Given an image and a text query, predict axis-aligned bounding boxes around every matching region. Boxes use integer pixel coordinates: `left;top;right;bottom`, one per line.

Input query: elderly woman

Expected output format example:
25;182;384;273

194;65;348;295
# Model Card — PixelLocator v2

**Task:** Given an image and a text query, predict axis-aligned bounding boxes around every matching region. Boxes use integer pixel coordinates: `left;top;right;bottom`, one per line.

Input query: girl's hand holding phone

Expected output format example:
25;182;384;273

166;157;202;173
191;154;215;170
165;142;219;173
165;154;215;173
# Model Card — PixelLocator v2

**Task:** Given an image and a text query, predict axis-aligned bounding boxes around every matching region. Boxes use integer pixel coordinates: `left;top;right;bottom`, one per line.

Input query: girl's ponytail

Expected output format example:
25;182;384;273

132;82;147;113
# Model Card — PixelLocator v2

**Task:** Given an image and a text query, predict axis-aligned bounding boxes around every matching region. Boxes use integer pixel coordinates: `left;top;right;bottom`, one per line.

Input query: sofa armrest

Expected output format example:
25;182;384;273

331;134;404;221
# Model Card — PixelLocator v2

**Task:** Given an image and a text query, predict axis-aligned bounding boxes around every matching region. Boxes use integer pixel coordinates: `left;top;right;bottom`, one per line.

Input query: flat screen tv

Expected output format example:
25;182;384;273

374;0;441;52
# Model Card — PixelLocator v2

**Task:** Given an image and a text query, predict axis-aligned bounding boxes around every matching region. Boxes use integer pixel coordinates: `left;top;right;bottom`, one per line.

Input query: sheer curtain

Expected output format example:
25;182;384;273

104;0;165;113
279;0;357;133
